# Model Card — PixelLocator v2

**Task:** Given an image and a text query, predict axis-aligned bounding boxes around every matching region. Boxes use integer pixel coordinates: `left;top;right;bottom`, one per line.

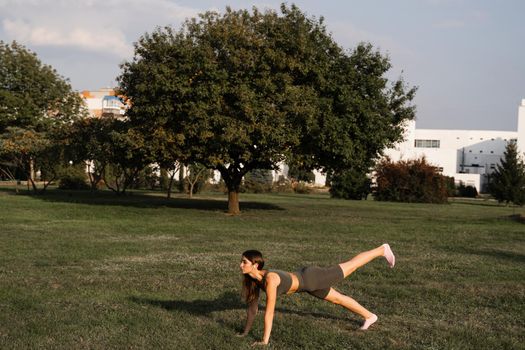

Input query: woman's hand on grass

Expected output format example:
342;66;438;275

251;341;268;346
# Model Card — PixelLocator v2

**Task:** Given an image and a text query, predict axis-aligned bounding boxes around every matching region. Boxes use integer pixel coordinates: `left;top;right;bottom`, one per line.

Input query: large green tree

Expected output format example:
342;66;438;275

489;141;525;206
0;41;85;191
118;5;416;214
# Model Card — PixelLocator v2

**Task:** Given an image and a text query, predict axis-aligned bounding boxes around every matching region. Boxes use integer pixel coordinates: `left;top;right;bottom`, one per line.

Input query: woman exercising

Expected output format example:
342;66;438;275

238;244;395;346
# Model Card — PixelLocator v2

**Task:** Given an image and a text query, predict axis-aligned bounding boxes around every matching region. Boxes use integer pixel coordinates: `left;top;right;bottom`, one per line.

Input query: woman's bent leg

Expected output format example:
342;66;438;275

338;244;394;278
323;288;378;330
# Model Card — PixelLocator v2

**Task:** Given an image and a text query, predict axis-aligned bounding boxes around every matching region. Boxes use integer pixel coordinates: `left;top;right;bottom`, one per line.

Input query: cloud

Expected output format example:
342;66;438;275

3;19;133;57
0;0;201;58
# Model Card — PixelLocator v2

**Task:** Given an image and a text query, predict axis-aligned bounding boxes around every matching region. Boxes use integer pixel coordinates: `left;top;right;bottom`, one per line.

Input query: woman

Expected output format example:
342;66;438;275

238;244;395;346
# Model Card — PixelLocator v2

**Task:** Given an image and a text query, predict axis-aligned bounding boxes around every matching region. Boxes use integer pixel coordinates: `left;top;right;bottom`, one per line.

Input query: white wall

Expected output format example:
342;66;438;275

383;102;523;193
454;173;481;191
518;99;525;157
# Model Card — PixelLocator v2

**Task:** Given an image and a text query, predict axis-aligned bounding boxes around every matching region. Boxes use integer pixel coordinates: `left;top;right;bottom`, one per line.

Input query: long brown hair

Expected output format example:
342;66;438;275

241;250;265;303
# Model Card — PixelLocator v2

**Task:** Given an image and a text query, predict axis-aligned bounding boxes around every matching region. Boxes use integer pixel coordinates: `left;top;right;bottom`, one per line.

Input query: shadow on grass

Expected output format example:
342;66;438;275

129;291;355;326
7;188;284;212
448;198;501;208
449;246;525;264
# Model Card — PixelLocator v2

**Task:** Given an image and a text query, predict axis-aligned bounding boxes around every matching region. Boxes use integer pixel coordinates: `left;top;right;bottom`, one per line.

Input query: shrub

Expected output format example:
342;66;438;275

58;166;89;190
205;179;228;194
374;157;449;203
456;183;478;198
242;169;273;193
272;176;294;193
133;167;160;190
329;169;371;200
444;176;456;197
293;181;311;194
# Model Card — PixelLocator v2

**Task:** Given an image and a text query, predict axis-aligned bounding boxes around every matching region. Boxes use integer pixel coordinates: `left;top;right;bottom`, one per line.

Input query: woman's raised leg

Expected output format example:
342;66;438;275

338;244;395;278
323;288;378;330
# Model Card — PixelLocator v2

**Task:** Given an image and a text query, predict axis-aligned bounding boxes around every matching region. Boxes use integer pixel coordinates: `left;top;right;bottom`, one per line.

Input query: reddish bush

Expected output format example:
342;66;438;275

374;157;449;203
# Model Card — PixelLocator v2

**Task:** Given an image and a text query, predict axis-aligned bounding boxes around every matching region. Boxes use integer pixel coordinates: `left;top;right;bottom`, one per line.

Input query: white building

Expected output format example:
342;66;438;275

383;99;525;192
80;88;126;119
271;99;525;192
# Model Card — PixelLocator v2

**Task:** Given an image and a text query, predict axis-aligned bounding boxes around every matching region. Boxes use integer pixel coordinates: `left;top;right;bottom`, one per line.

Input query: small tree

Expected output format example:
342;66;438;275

489;142;525;206
329;168;371;200
185;163;210;198
374;157;449;203
0;127;61;192
102;125;153;195
69;118;113;191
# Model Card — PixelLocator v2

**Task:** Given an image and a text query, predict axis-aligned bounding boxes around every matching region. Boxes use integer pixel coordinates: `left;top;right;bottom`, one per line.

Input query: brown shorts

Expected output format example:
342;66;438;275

295;265;345;299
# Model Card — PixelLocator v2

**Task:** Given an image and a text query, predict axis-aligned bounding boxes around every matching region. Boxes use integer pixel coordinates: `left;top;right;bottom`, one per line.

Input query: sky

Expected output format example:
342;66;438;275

1;0;524;131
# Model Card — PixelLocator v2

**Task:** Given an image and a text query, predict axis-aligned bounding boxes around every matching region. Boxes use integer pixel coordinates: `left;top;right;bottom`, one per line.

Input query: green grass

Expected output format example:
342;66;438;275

0;189;524;349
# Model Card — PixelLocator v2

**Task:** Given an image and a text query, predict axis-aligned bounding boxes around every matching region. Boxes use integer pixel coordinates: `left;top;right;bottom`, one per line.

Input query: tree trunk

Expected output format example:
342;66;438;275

188;182;194;198
167;171;176;199
218;164;245;215
28;158;38;193
228;191;240;215
87;161;104;192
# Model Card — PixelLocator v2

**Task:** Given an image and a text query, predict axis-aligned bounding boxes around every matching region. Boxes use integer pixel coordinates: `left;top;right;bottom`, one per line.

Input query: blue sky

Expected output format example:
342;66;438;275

1;0;524;131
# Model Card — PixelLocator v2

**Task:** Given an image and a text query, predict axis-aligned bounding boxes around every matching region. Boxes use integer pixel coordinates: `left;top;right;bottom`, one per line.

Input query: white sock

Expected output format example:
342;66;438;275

383;243;395;268
359;314;378;330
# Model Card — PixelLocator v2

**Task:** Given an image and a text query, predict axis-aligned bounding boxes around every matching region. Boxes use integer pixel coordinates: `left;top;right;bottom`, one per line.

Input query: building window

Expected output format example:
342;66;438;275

414;139;440;148
469;150;472;153
480;150;483;153
490;164;496;169
490;151;494;154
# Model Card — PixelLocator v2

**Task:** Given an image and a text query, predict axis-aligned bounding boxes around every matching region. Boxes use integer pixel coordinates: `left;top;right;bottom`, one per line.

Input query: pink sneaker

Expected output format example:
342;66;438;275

383;243;395;268
359;314;378;330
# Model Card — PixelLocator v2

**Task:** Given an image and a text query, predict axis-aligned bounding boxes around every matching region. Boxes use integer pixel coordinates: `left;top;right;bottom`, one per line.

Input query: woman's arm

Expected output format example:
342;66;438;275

258;273;279;345
240;299;259;335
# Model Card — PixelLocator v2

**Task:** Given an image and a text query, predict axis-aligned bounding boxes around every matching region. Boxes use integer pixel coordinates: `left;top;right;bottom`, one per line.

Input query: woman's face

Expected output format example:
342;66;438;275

240;256;257;274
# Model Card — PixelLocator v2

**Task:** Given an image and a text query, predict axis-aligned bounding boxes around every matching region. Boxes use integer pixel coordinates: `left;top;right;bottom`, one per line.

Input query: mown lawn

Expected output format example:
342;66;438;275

0;189;523;349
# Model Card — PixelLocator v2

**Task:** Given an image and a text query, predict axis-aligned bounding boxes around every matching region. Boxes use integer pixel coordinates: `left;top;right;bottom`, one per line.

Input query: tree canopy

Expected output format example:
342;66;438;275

0;41;84;133
118;4;417;214
0;41;85;191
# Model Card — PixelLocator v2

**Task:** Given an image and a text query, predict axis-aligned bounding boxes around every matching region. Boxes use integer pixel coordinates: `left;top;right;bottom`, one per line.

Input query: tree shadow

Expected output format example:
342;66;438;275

18;189;284;212
448;199;501;208
448;246;525;264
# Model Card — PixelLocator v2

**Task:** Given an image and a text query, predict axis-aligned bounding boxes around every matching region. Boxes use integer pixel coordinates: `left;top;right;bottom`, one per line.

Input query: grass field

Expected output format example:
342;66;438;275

0;188;524;349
